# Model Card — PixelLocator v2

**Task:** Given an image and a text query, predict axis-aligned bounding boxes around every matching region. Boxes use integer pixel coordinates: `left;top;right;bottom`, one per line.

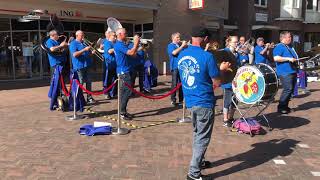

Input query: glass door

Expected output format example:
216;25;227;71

0;32;13;80
12;32;30;79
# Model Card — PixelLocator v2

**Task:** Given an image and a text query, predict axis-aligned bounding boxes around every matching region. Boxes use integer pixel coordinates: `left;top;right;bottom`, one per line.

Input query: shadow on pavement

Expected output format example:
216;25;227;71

293;101;320;112
133;105;181;118
206;139;300;179
261;112;310;130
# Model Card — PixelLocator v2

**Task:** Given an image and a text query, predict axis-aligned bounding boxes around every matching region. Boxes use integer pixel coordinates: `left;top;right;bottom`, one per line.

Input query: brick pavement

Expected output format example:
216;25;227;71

0;76;319;180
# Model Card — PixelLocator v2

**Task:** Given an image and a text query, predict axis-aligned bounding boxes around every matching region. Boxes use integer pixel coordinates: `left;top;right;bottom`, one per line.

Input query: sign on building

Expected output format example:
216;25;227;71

189;0;204;10
256;13;268;22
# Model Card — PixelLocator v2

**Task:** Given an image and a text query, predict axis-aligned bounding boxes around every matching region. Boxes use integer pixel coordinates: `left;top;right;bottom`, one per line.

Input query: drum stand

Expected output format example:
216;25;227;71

232;96;273;136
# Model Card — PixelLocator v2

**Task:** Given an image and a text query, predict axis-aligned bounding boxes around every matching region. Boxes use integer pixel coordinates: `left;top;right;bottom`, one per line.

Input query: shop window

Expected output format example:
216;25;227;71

134;24;142;32
122;23;134;37
306;0;313;10
255;0;267;7
40;20;50;30
11;19;39;30
0;32;13;80
63;21;81;31
143;32;153;39
81;22;104;33
0;18;10;31
293;0;300;8
143;23;153;31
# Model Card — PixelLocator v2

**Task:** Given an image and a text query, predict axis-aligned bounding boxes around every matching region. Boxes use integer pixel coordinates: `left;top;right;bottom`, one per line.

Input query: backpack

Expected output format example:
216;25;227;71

233;118;261;135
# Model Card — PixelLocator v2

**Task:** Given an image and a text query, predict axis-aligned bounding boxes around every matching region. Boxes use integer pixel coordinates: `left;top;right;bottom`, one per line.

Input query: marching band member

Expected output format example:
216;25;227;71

273;31;298;114
114;28;140;120
46;30;68;79
254;37;270;64
167;32;188;106
221;36;240;127
177;26;230;180
69;30;96;104
103;31;117;99
46;30;68;110
237;36;250;66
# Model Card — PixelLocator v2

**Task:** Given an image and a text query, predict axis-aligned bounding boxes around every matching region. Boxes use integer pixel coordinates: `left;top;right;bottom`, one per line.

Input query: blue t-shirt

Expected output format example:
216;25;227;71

167;43;179;71
103;39;116;68
45;38;66;67
177;45;220;108
69;40;92;70
114;40;131;74
221;48;239;89
254;45;268;64
273;43;297;76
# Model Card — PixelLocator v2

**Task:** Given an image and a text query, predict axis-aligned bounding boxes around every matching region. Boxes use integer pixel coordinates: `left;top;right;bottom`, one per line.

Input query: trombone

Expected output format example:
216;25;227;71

82;38;104;62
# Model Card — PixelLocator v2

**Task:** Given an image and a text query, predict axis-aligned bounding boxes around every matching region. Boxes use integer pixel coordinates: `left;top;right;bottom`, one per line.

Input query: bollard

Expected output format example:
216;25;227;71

163;61;167;76
176;99;192;123
112;76;129;135
65;82;85;121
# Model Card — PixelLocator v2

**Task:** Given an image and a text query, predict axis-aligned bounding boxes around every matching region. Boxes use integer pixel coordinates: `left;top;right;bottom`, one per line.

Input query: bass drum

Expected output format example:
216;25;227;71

232;63;278;104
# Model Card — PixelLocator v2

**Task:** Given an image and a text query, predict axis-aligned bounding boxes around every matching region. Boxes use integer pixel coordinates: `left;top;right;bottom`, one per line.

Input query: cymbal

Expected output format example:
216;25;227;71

310;46;320;52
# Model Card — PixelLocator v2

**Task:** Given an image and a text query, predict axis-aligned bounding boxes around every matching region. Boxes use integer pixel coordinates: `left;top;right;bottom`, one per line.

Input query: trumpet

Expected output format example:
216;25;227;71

82;38;104;62
127;37;153;45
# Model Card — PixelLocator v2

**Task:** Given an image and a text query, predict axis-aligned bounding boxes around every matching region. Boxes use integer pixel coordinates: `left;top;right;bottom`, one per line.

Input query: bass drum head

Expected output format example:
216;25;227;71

232;65;266;104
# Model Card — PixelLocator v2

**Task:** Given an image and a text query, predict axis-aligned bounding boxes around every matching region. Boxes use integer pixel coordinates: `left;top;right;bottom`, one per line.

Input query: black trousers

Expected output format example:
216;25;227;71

119;73;132;114
171;69;183;102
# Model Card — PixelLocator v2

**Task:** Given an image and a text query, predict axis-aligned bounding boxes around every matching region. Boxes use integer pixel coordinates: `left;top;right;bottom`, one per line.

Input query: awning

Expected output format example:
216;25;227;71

62;0;159;10
252;25;280;30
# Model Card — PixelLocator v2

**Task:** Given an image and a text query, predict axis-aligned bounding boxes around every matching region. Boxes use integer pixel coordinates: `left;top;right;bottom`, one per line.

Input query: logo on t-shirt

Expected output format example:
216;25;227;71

178;55;200;89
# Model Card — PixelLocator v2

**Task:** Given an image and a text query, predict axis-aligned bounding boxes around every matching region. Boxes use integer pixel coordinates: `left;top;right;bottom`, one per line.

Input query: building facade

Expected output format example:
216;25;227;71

0;0;229;81
228;0;320;54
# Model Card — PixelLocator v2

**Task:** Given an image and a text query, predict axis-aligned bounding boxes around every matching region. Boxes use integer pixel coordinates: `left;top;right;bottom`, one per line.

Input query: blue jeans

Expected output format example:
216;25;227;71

278;73;297;110
223;88;236;114
77;67;93;101
119;73;132;114
189;106;215;177
171;69;183;102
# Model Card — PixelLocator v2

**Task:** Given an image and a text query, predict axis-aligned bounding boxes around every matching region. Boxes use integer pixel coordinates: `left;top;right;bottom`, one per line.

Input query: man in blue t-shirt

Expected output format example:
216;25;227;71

102;31;117;99
167;32;188;106
254;37;271;64
45;30;67;78
273;31;298;114
69;30;95;103
114;28;140;120
178;26;231;180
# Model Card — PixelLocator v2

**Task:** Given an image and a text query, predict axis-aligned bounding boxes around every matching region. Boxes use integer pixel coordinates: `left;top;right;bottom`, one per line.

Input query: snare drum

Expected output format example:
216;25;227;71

232;63;278;104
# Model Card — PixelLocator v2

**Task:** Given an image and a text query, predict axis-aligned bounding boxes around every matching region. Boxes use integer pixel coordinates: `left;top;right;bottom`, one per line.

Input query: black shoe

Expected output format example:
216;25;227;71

187;174;205;180
171;101;177;107
278;109;289;114
125;112;134;119
104;94;111;100
223;120;233;127
200;160;211;169
87;98;96;104
284;107;292;113
120;113;134;120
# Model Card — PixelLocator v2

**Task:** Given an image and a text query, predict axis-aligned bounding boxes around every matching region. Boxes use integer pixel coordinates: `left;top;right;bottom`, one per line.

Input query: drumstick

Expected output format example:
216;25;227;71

297;57;310;61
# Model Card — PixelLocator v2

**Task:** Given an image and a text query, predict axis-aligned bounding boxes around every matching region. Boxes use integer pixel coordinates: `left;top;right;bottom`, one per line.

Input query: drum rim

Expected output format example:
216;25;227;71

232;63;278;104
